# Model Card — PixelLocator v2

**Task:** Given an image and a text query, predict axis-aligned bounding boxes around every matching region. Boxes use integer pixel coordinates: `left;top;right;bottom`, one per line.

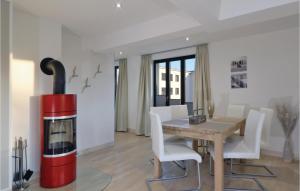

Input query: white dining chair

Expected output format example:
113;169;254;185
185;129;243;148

208;110;274;191
223;108;276;177
171;105;188;119
150;106;189;169
170;105;193;147
226;104;245;135
150;106;188;145
147;111;202;191
226;104;245;118
210;110;264;161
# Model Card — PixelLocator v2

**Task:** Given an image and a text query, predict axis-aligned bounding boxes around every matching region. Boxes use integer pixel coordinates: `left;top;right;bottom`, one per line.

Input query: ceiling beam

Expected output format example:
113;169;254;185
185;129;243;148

165;0;222;24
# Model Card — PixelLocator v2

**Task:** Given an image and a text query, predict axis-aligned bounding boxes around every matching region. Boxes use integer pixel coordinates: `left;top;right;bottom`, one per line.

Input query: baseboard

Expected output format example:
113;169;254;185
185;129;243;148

128;128;136;134
77;142;114;156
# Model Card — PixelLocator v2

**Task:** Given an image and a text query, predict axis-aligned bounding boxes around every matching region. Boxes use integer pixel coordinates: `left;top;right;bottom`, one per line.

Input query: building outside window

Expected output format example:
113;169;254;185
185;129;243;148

161;87;166;95
161;73;166;81
175;75;179;82
175;88;179;95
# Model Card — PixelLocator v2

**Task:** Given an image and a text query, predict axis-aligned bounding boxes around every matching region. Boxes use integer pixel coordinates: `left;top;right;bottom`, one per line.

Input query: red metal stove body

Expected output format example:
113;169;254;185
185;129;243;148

40;94;77;188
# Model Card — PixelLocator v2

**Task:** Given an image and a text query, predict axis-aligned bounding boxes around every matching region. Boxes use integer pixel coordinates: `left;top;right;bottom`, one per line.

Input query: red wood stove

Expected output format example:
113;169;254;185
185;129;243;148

40;58;77;188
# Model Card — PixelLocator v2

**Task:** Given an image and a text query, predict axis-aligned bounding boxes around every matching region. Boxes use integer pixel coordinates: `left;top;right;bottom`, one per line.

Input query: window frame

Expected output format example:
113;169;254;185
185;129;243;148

153;55;195;106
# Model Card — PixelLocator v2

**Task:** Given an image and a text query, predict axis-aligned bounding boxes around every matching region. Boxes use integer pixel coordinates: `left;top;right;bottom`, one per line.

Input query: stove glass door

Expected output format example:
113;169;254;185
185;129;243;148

44;116;76;156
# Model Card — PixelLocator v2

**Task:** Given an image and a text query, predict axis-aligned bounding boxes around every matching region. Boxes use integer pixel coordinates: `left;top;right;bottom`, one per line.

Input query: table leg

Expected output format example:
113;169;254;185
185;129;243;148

239;120;246;136
192;139;198;152
153;155;161;178
214;134;224;191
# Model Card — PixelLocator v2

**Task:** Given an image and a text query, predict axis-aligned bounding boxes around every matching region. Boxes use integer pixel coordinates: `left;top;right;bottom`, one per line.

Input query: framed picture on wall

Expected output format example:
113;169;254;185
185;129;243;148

231;56;247;72
231;73;247;89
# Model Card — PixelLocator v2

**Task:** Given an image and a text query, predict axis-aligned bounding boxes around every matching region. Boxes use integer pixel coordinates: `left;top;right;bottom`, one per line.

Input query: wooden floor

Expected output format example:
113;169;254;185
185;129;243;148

75;133;299;191
26;132;300;191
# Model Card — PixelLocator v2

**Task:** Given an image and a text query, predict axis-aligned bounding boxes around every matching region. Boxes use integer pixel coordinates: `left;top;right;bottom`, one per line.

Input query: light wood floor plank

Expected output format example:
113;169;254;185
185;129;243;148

30;133;299;191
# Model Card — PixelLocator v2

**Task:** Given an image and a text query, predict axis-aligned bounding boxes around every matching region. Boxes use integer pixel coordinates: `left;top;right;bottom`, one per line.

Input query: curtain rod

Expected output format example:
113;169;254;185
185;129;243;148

114;44;201;62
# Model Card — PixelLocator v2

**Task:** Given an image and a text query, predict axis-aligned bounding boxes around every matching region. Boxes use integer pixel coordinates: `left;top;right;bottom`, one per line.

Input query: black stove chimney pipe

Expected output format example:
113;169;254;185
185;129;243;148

40;57;66;94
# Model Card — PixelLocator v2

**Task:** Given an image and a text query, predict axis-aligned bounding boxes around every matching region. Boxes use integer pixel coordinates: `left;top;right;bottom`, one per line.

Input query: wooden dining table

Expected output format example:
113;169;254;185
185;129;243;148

153;116;246;191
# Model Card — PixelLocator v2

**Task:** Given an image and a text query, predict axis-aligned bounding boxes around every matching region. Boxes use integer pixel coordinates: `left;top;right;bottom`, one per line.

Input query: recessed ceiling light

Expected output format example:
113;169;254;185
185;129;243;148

116;2;121;8
185;37;190;41
119;51;123;55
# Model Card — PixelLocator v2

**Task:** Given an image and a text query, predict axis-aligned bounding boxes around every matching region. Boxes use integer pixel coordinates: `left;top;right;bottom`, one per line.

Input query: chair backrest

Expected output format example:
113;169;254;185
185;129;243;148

171;105;188;119
149;111;165;159
226;104;245;118
259;107;274;147
243;110;265;158
150;106;172;122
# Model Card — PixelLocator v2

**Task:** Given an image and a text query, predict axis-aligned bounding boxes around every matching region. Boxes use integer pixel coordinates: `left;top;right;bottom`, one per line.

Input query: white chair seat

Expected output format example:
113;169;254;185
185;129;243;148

149;109;202;190
161;144;202;163
209;139;258;159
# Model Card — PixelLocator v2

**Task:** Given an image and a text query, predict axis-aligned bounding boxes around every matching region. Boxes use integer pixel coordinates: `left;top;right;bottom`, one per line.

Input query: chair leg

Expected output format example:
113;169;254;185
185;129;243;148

146;164;188;191
224;176;267;191
150;158;186;170
196;161;201;190
229;159;276;177
174;160;186;170
182;161;201;191
209;157;266;191
146;161;201;191
209;155;213;176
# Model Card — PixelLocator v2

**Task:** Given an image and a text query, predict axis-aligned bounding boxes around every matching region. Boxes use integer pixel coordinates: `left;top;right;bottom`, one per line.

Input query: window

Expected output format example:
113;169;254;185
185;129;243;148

114;66;119;99
154;63;167;106
153;55;196;109
161;73;166;81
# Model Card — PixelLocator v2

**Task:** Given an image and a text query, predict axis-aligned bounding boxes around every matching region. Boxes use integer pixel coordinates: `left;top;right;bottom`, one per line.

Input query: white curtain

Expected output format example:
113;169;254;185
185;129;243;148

193;44;212;115
136;55;152;136
115;58;128;132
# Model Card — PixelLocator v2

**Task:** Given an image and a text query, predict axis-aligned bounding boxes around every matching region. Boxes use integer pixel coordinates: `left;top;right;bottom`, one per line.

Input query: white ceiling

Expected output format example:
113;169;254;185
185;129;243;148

13;0;299;56
13;0;178;36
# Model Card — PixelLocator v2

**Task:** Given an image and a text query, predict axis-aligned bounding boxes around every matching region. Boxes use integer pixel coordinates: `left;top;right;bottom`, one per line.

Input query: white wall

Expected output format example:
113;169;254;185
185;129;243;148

38;17;62;94
62;27;115;152
127;27;299;157
10;7;115;177
210;27;299;157
11;7;40;174
1;0;12;189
